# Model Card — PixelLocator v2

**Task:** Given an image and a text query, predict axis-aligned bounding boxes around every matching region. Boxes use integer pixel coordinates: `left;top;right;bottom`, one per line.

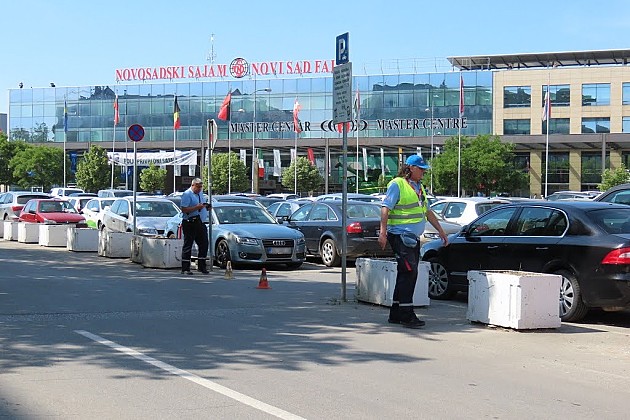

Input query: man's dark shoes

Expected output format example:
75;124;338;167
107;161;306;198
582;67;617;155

400;317;425;329
198;268;209;274
181;270;193;275
388;316;401;324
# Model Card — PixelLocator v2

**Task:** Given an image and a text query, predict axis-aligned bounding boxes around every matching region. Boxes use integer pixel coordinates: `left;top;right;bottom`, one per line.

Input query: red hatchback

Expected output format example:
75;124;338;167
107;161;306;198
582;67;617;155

19;199;86;224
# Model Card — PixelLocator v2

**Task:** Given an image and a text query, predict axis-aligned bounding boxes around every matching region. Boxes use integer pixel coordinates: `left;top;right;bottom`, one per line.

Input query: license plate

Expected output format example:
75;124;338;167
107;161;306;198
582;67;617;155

267;247;292;255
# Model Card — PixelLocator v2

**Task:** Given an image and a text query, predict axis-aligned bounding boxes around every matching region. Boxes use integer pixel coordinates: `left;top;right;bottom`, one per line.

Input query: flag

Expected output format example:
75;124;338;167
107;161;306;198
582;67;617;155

293;98;302;133
307;148;315;164
113;95;120;126
218;90;231;121
173;96;181;129
273;149;282;176
64;100;68;133
354;90;360;119
542;90;551;121
459;73;465;117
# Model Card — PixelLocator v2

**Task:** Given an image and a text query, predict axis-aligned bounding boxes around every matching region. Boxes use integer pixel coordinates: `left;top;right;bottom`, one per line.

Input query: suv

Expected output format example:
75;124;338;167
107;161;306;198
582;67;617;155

0;191;52;221
50;187;85;197
97;189;133;198
594;183;630;205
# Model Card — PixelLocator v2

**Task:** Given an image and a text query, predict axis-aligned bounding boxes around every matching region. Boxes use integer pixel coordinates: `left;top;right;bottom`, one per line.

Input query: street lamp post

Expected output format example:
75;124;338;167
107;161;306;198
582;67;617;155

251;87;272;194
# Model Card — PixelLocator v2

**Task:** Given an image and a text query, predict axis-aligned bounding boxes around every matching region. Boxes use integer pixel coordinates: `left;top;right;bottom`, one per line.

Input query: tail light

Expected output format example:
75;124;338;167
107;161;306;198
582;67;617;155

601;247;630;265
347;222;363;234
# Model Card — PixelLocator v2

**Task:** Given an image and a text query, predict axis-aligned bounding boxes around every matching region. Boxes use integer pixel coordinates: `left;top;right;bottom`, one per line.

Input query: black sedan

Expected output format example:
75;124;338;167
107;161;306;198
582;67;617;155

421;201;630;322
285;200;393;267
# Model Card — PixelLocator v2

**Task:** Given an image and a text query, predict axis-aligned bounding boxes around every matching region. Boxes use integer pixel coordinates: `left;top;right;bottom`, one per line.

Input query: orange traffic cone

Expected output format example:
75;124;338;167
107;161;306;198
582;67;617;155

224;261;234;279
256;267;271;289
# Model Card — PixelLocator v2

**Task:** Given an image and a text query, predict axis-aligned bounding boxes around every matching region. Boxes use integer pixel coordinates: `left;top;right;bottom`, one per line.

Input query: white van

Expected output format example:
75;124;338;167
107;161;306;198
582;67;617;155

50;187;85;197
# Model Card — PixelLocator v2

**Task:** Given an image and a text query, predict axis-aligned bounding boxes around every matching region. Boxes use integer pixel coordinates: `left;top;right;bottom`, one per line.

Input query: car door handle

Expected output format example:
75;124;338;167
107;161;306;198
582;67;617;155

487;245;499;250
535;247;548;250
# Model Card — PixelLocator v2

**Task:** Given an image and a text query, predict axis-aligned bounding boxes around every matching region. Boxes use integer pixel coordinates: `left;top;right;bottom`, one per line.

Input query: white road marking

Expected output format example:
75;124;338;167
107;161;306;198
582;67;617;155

75;330;306;420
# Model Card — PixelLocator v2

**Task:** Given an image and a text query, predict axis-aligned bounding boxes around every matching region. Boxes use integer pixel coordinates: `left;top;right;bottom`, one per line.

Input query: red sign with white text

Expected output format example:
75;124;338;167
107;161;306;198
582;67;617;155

115;58;336;82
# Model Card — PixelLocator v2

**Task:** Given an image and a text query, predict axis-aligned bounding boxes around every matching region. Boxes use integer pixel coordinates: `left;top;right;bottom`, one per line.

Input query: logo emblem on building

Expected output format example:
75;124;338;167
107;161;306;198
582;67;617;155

230;58;249;79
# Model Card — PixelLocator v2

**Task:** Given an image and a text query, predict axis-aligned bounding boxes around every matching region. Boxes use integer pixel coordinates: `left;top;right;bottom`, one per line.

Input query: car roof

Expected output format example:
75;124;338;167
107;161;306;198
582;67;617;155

495;200;627;210
433;197;510;204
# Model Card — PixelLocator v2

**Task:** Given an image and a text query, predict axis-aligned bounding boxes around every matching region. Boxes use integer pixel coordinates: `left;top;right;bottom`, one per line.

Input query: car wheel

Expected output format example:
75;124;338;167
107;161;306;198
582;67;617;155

555;269;589;322
215;239;231;269
286;262;303;269
427;257;456;300
320;238;340;267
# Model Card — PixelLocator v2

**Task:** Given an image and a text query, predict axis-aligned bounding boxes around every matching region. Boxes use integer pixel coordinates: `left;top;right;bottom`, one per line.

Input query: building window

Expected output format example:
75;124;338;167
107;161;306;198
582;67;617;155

582;83;610;106
542;118;570;134
542;152;570;194
542;84;570;107
581;152;608;191
504;86;531;108
504;119;531;134
581;117;610;133
623;117;630;133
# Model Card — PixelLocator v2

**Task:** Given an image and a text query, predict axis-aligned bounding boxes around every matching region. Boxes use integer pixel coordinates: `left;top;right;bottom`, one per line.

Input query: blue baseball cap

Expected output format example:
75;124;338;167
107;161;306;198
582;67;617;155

406;155;430;169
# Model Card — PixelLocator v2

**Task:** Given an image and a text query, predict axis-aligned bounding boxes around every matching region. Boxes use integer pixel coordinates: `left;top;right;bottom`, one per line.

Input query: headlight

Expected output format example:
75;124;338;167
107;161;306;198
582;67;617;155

236;236;258;245
423;232;440;239
297;237;306;245
43;219;57;224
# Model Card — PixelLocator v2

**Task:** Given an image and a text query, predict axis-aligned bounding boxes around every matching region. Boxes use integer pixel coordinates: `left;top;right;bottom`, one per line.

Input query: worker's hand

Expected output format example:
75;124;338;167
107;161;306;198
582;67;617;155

378;231;388;250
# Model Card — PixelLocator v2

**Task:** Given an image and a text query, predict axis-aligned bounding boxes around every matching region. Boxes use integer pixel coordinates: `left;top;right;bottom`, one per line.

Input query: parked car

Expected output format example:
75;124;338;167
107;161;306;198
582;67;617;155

18;199;86;225
81;198;115;229
545;191;593;201
101;197;181;236
266;200;308;221
285;200;393;267
50;187;85;197
420;213;462;246
430;197;510;226
266;193;300;200
164;202;306;269
254;196;284;208
67;196;97;213
97;189;134;198
315;193;383;203
0;191;52;221
420;201;630;322
594;183;630;205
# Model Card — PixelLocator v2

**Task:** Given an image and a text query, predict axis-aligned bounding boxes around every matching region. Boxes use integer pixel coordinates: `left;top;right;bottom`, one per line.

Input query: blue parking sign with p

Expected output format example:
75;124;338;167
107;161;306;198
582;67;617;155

336;32;349;65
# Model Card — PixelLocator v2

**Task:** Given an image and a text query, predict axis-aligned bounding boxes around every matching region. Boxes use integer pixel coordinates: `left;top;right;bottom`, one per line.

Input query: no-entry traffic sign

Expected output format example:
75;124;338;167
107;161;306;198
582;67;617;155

128;124;145;142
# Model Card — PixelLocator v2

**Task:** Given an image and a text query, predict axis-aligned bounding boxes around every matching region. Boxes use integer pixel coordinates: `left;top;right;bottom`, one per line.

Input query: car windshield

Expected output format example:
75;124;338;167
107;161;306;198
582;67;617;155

214;206;276;224
346;204;381;218
39;201;76;213
587;208;630;234
17;195;47;204
100;200;114;209
134;201;179;217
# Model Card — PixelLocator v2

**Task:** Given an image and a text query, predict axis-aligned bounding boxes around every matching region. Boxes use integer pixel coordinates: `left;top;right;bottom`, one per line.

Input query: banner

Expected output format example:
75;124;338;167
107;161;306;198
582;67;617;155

307;148;316;165
174;165;181;176
362;148;368;181
239;149;247;164
188;165;196;176
380;148;385;176
273;149;281;176
107;150;197;166
290;148;296;163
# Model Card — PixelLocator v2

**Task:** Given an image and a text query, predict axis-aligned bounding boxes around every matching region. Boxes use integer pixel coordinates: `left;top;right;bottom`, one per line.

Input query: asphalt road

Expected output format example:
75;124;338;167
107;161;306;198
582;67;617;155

1;240;629;419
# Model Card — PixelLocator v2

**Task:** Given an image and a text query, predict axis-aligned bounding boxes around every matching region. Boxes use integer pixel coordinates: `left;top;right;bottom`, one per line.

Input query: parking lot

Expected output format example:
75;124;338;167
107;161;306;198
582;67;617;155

1;239;629;419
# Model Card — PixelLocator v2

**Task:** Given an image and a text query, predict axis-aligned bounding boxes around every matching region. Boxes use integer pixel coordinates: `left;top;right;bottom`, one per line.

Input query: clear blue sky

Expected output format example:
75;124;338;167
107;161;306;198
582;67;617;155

3;0;630;114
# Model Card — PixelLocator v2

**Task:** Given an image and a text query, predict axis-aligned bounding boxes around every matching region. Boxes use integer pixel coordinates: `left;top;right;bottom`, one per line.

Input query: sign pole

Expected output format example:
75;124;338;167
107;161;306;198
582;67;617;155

127;124;145;237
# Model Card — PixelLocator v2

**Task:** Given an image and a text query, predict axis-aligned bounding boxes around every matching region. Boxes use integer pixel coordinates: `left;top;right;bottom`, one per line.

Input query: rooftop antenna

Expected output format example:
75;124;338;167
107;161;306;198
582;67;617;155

206;33;216;64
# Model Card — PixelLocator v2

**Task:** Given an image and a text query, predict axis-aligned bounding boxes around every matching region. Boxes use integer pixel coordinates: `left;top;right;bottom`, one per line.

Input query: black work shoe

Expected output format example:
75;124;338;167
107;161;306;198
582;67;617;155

198;269;209;274
181;270;193;275
388;317;401;324
400;318;426;329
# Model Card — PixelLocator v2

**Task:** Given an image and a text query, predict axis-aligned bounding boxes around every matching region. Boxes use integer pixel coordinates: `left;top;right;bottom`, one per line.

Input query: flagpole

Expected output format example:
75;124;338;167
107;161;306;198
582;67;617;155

544;68;551;198
355;83;360;194
63;97;67;188
457;73;463;198
111;94;118;190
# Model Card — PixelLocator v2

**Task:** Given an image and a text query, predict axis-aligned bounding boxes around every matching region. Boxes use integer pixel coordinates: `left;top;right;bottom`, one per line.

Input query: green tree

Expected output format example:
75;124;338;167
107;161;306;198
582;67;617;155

281;157;323;194
75;146;112;193
201;152;248;194
140;163;167;193
432;134;528;196
599;164;630;191
0;132;28;186
10;145;66;191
